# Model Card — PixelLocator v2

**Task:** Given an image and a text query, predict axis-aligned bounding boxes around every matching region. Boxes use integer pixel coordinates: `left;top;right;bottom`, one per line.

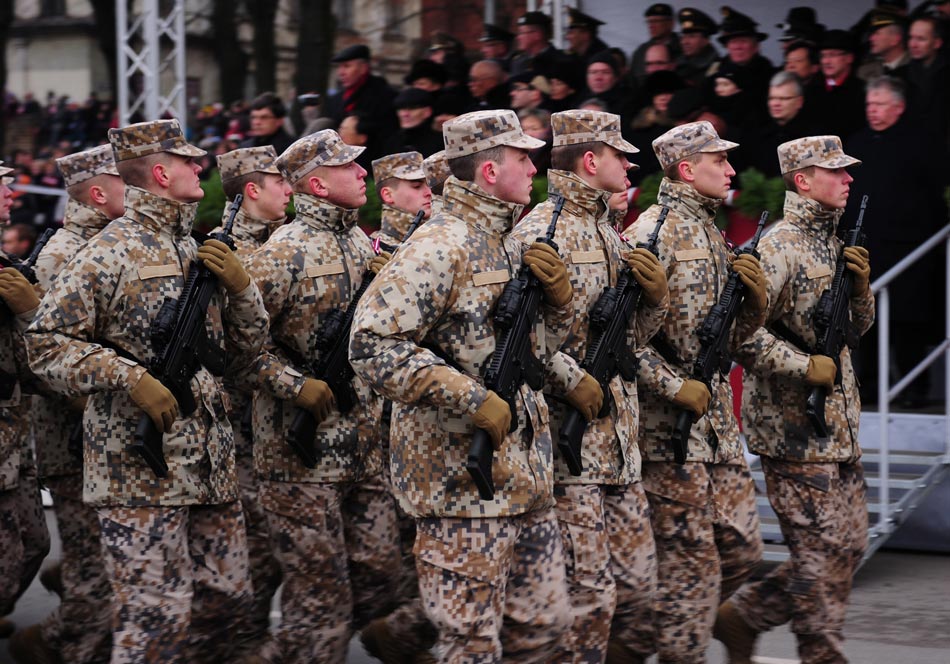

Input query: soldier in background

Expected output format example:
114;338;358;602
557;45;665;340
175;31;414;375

479;23;516;69
26;119;268;662
628;121;768;663
350;109;573;661
631;4;683;84
676;8;720;88
717;136;872;664
512;11;560;78
565;7;609;62
422;150;450;215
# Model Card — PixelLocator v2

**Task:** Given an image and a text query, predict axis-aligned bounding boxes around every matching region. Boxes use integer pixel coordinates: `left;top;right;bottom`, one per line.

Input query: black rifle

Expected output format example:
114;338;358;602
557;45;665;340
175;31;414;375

286;208;427;467
133;194;244;477
806;195;868;437
467;196;565;500
669;211;768;464
0;227;55;323
557;207;669;475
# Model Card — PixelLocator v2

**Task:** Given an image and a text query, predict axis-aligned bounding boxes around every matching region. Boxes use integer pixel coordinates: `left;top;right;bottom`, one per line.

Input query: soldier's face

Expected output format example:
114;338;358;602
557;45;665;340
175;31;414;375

0;183;13;223
726;36;759;65
490;147;536;205
680;32;708;57
689;151;735;199
319;160;367;209
165;155;204;204
591;145;632;194
256;174;292;222
804;167;853;209
389;179;432;218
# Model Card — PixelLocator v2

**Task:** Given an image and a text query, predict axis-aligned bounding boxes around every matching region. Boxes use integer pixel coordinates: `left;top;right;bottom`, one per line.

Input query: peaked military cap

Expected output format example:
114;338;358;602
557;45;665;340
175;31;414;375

679;8;718;36
428;32;462;52
404;59;448;86
216;146;280;184
776;6;825;43
868;8;906;31
652;120;739;170
551;110;639;155
0;161;14;182
331;44;370;63
645;4;674;18
442;109;545;159
518;11;552;28
479;23;514;43
567;7;605;31
373;151;426;183
276;129;365;185
56;144;120;187
422;151;451;190
718;6;768;45
777;136;861;175
108;119;206;162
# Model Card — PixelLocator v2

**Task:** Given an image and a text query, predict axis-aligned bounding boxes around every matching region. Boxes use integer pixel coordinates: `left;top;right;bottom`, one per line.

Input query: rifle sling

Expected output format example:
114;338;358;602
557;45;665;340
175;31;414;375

768;320;814;355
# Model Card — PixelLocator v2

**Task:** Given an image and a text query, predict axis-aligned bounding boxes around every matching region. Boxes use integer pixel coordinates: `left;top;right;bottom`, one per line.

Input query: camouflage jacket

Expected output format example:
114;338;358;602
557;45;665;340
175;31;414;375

370;204;416;253
350;176;574;519
630;178;765;464
31;198;111;480
0;311;36;492
431;195;444;216
735;191;875;462
243;193;382;484
509;170;668;484
26;186;269;507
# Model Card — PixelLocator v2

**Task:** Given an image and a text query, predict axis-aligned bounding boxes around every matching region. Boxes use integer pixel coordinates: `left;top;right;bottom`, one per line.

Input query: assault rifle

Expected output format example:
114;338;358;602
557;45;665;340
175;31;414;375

806;195;868;437
467;196;565;500
557;207;669;475
286;208;426;467
133;194;244;477
669;211;768;464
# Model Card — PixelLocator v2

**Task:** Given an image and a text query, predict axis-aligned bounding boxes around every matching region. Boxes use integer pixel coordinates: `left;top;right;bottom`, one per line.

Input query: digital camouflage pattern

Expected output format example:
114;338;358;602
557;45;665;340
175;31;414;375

0;161;12;178
107;118;206;162
55;144;119;187
216;145;281;183
371;151;425;183
651;120;739;170
442;109;545;158
550;110;639;153
371;204;418;253
0;311;34;492
423;150;450;190
777;135;861;175
276;129;365;185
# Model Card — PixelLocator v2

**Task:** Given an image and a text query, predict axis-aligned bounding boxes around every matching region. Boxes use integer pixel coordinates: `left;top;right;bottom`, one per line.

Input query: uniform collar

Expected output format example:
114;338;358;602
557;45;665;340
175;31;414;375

379;204;418;244
782;190;842;237
547;169;611;225
123;185;197;239
292;193;360;232
225;206;284;245
63;198;111;240
442;176;523;235
656;177;723;225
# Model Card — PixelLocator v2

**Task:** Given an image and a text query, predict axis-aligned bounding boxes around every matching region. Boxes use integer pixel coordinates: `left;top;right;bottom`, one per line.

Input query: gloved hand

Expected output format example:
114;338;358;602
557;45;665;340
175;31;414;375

472;390;512;451
843;246;871;297
672;379;711;418
732;253;768;315
0;269;40;314
68;395;88;413
368;251;393;275
805;355;837;391
198;238;251;295
625;248;668;306
294;378;334;424
130;373;179;433
523;242;572;307
566;372;604;423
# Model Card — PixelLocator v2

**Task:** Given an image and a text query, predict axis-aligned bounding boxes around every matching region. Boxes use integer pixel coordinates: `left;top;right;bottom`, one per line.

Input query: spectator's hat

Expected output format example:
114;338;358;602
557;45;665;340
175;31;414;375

56;144;120;187
216;146;280;184
509;71;551;95
777;136;861;175
276;129;364;185
551;109;639;154
567;7;605;31
645;4;674;18
549;54;586;92
442;110;545;158
820;29;857;54
718;6;768;45
868;8;906;32
331;44;370;64
679;8;718;36
428;32;462;53
394;88;434;110
404;59;448;86
518;11;552;30
479;23;514;44
108;118;206;162
373;151;425;183
667;87;706;122
776;7;825;44
589;50;621;76
423;151;451;190
652;120;738;169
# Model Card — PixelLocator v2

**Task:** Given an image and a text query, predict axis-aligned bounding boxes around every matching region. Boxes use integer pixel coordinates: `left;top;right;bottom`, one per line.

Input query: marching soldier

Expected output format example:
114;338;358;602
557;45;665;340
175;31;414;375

422;150;451;215
627;121;768;663
716;137;873;664
26;119;268;662
370;151;432;252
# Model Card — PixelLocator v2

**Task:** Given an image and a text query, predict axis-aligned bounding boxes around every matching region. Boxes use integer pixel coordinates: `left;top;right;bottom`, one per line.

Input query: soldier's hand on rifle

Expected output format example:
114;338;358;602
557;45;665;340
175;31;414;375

0;269;40;314
68;395;88;413
294;378;335;424
672;379;711;417
368;251;393;275
843;246;871;297
625;247;668;306
198;239;251;295
472;390;511;451
130;373;179;433
523;242;572;307
805;355;837;391
732;253;768;314
566;372;604;423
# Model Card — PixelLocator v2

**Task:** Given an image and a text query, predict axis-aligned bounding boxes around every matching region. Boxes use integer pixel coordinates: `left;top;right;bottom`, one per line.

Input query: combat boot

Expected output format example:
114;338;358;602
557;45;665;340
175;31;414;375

9;624;63;664
360;618;436;664
605;639;645;664
713;601;758;664
0;617;15;639
39;562;64;599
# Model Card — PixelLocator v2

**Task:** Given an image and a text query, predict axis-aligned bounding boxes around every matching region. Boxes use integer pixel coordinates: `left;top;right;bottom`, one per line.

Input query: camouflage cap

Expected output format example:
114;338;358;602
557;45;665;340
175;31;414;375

216;146;281;183
777;135;861;175
0;160;12;187
551;110;640;154
56;144;120;187
652;120;739;170
276;129;365;185
442;109;545;159
422;150;451;190
372;151;425;183
108;118;206;162
0;161;12;178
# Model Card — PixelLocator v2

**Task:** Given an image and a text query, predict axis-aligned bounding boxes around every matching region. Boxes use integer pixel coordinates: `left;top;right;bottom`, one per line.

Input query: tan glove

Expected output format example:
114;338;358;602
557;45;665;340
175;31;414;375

625;247;668;306
805;355;837;391
732;253;768;315
0;269;40;314
68;395;88;413
129;373;179;433
672;379;711;418
523;242;572;307
368;251;393;275
566;372;604;423
198;238;251;295
294;378;334;424
472;390;511;451
843;246;871;297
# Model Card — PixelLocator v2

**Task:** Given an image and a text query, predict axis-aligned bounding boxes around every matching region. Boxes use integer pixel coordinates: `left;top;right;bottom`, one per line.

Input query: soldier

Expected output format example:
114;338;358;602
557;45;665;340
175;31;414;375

9;145;123;663
716;136;873;664
370;151;431;251
508;110;669;662
26;119;268;663
350;109;574;661
241;129;401;663
422;150;451;215
565;7;609;61
627;121;768;663
676;8;720;88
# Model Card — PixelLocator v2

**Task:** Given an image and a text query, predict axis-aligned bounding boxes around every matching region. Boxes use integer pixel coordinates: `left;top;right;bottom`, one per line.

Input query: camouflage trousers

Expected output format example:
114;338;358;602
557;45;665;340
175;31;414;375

415;507;572;663
40;474;112;663
97;501;253;664
731;459;868;664
552;483;656;663
642;459;763;663
260;476;402;664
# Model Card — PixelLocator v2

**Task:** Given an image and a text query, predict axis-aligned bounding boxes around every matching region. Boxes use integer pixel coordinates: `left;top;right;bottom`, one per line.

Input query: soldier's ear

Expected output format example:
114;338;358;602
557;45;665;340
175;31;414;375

307;174;329;197
379;185;396;205
244;180;261;201
479;159;498;185
88;184;108;205
582;150;598;176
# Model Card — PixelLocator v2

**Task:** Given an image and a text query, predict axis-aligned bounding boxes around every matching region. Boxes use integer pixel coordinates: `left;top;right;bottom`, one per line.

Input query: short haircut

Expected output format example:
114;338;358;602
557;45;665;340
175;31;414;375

786;40;819;65
912;16;944;41
223;170;268;200
663;152;703;181
578;97;609;112
782;165;816;191
375;176;400;199
250;92;287;118
518;107;551;126
115;153;162;188
550;141;608;171
4;222;36;245
447;145;507;181
867;75;906;104
770;71;804;95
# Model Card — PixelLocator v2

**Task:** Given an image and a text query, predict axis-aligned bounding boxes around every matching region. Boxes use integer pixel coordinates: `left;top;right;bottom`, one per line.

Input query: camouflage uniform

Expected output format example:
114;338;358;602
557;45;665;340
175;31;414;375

242;130;401;663
26;119;268;663
371;151;428;251
628;123;765;662
350;110;573;662
423;150;451;216
730;137;873;664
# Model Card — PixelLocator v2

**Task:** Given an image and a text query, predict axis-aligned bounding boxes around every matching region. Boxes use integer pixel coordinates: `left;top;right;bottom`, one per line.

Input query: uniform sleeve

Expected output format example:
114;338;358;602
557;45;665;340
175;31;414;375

632;291;669;347
850;288;875;337
221;279;269;383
